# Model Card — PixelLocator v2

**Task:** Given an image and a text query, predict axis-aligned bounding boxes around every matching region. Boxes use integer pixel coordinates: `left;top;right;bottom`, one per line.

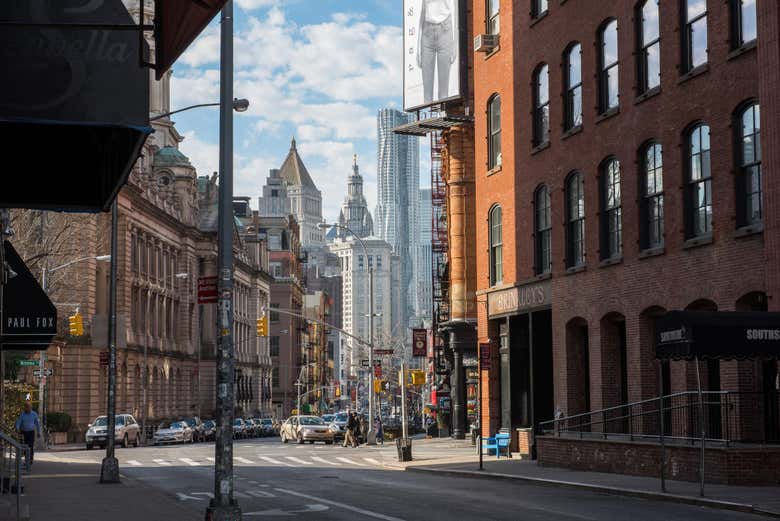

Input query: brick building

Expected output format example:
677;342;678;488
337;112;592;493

474;0;780;481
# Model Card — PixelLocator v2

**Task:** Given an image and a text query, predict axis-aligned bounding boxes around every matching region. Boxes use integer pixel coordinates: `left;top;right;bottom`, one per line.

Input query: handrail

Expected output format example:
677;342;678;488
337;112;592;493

0;428;30;521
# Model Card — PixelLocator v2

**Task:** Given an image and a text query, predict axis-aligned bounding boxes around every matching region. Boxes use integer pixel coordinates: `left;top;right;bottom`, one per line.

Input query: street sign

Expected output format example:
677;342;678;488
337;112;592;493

33;369;53;377
374;349;394;355
374;365;382;378
361;359;370;367
412;328;427;357
16;360;38;367
198;276;219;304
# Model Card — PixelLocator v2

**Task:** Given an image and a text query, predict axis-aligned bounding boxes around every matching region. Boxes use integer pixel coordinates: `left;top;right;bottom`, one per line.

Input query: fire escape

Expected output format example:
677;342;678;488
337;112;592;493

430;131;450;377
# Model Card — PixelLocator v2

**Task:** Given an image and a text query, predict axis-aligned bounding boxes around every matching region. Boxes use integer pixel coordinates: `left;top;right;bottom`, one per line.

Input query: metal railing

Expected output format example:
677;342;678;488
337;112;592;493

0;430;30;521
538;391;780;446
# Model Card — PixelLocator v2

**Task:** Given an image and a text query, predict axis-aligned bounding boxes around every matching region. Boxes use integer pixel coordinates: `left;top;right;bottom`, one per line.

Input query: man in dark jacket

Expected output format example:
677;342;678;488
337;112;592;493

344;412;358;448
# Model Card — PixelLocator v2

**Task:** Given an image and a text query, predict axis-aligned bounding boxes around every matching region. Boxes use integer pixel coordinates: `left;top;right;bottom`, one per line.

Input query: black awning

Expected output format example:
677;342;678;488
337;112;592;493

0;0;151;212
656;311;780;361
1;241;57;351
155;0;228;80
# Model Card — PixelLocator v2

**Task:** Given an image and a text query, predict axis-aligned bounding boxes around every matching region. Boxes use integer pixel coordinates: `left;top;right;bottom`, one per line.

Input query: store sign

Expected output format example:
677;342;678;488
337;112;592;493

412;328;427;357
479;342;492;370
487;280;551;318
198;276;218;304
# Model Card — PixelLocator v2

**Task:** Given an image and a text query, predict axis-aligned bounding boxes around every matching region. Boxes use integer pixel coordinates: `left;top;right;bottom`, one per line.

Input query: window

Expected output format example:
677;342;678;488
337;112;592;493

368;255;374;268
489;205;503;286
566;172;585;267
731;0;757;48
270;336;280;357
269;303;280;323
534;186;552;275
487;0;500;34
598;20;619;113
564;43;583;130
638;0;661;93
532;0;548;18
736;102;762;226
533;64;550;146
358;255;364;270
640;142;664;249
131;235;138;273
376;255;383;269
488;95;502;170
683;0;707;72
600;158;623;259
272;367;279;388
685;123;712;238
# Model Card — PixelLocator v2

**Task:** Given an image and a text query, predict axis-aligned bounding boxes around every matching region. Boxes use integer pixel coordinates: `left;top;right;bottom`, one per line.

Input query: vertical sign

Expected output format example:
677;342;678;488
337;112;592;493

479;342;492;370
412;328;427;357
198;276;218;304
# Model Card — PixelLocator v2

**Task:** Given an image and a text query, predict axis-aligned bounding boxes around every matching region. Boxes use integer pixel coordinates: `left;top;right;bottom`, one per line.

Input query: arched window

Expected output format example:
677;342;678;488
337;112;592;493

533;63;550;146
637;0;660;93
683;0;707;72
534;185;552;274
731;0;757;49
564;43;583;130
565;173;585;268
685;123;712;238
489;205;503;286
487;0;500;34
599;158;622;259
736;102;761;226
639;142;664;250
598;19;619;113
488;95;502;170
532;0;548;19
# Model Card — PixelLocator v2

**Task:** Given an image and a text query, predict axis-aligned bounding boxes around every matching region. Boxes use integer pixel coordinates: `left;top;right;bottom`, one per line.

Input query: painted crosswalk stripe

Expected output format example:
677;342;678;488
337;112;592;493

285;456;313;465
153;459;172;466
311;456;341;466
127;460;142;467
180;458;200;466
335;457;366;466
364;458;381;466
259;456;294;467
234;457;254;464
206;457;215;463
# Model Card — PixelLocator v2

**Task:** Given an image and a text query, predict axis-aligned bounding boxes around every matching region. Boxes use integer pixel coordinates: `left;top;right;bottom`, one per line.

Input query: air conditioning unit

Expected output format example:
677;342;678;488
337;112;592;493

474;34;499;53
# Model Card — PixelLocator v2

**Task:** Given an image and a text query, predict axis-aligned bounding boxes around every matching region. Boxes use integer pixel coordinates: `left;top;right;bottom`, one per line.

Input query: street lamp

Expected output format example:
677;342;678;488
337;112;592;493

149;97;249;121
41;255;111;291
317;221;378;445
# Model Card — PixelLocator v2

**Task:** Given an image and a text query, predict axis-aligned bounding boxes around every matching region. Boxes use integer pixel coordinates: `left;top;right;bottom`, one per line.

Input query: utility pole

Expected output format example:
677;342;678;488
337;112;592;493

100;201;120;483
367;264;376;444
207;1;241;518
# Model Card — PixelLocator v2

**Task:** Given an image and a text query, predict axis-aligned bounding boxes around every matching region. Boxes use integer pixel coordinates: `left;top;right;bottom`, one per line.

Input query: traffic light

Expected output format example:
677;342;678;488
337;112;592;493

256;315;268;337
68;312;83;336
374;379;383;394
335;386;341;397
411;370;426;386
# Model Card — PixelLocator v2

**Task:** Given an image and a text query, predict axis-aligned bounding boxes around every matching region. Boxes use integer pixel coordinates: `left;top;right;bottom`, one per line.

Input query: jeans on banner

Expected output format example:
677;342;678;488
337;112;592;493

420;15;454;105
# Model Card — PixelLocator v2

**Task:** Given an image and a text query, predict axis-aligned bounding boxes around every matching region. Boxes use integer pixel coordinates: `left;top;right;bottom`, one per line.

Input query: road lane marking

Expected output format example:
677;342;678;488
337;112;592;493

206;457;215;463
127;460;142;466
364;458;382;466
180;458;200;466
284;456;313;465
152;459;171;466
336;457;366;466
235;457;255;464
311;456;340;466
247;490;276;498
259;456;294;467
274;489;405;521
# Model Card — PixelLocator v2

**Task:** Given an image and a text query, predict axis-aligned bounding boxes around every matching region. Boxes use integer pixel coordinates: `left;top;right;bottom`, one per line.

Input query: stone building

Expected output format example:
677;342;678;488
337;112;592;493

277;138;325;249
335;156;374;240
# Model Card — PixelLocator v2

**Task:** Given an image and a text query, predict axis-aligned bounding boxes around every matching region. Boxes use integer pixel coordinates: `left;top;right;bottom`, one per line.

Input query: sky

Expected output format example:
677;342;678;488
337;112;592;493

171;0;425;223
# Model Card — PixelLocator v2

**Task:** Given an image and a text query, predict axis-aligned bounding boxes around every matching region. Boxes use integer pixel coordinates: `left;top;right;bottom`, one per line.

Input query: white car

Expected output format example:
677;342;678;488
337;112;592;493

153;421;194;445
85;414;141;450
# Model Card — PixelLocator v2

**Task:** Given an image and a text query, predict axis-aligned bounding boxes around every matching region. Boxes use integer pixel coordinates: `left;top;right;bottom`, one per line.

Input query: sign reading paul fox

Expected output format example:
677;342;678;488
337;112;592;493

404;0;462;111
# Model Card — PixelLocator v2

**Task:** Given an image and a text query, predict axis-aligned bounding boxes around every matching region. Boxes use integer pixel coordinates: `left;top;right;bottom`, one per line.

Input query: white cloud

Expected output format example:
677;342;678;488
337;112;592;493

179;131;219;179
236;0;276;10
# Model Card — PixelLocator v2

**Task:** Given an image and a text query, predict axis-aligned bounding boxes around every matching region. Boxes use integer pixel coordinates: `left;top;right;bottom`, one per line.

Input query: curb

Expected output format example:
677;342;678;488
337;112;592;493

405;467;780;519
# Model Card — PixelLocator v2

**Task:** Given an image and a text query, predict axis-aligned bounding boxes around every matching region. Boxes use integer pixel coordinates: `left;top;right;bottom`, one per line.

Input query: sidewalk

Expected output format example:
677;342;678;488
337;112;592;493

406;457;780;518
13;459;195;521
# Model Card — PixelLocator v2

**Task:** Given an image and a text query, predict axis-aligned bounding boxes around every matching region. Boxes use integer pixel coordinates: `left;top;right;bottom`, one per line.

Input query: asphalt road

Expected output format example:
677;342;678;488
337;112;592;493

42;438;770;521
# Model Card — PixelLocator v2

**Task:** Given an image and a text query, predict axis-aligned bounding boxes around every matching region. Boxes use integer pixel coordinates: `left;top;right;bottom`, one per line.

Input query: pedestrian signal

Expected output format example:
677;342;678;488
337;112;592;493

374;379;383;394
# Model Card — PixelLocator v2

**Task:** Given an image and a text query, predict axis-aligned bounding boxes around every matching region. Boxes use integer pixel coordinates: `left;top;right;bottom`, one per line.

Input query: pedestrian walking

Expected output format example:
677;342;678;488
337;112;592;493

375;416;384;445
344;412;358;448
15;401;40;466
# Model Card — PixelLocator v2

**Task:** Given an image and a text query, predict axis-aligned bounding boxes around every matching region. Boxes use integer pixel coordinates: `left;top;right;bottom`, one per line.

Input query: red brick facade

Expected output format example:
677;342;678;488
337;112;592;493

473;0;780;465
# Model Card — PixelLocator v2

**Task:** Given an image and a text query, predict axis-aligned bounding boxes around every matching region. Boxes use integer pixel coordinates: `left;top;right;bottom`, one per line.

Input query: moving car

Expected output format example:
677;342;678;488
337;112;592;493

329;412;349;440
259;418;275;437
181;416;205;442
153;421;194;445
280;416;336;445
202;420;216;441
85;414;141;450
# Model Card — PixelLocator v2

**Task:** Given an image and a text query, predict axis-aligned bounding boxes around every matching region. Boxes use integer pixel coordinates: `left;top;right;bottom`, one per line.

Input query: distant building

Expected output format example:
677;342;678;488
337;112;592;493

415;188;433;324
336;155;374;239
276;137;324;248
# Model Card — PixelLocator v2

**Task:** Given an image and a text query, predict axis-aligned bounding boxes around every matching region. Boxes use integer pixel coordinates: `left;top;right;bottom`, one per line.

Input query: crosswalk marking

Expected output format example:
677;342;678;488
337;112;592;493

336;457;366;466
180;458;200;466
153;459;171;466
364;458;381;466
311;456;341;466
206;457;215;463
259;456;294;467
235;457;254;464
127;460;142;466
285;456;313;465
247;490;276;498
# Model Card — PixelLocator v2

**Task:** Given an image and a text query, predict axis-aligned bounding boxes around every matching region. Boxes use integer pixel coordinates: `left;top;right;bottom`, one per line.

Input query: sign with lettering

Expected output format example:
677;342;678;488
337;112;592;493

412;328;427;357
1;242;57;349
198;276;218;304
487;280;552;318
479;342;492;370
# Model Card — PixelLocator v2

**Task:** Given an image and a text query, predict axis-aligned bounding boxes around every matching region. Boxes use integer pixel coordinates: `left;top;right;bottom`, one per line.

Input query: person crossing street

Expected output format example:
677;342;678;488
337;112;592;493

15;401;41;466
343;412;358;448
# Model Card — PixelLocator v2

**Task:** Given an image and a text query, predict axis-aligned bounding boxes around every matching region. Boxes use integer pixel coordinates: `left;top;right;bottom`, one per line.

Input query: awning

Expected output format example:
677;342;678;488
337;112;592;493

0;0;152;212
1;242;57;351
155;0;228;79
393;115;473;136
655;311;780;360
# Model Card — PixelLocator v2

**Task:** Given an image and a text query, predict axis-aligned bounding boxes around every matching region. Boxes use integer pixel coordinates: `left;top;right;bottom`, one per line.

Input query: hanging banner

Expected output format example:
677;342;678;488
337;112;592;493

479;342;492;370
413;328;427;357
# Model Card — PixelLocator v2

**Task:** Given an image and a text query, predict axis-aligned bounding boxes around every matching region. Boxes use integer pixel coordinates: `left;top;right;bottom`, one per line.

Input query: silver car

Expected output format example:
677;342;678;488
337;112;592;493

280;416;336;444
153;421;194;445
85;414;141;450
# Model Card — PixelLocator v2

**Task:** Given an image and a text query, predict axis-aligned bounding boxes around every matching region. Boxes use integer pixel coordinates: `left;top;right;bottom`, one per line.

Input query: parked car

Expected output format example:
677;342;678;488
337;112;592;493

259;418;275;437
153;421;193;445
202;420;216;441
233;418;248;439
280;416;336;445
181;416;205;442
244;419;259;438
85;414;141;450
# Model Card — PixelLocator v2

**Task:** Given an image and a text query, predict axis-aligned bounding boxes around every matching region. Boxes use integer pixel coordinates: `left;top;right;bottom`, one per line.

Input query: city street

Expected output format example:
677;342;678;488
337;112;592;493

38;438;771;521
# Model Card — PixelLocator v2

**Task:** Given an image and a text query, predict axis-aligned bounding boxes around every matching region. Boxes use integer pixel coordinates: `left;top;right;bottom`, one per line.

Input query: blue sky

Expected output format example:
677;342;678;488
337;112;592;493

171;0;423;222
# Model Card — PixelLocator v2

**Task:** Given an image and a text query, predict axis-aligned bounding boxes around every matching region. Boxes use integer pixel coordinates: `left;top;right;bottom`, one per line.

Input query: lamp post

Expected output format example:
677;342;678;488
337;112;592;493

149;98;249;121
